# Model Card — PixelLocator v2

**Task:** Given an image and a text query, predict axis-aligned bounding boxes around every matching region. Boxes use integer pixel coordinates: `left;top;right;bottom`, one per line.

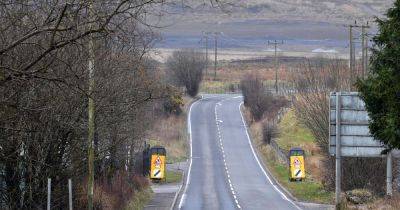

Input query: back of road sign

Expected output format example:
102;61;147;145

329;92;386;157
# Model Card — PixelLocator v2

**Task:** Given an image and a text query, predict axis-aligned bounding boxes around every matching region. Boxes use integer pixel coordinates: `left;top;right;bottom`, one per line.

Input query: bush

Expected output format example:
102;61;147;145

241;73;288;121
163;93;184;115
228;83;237;92
262;121;278;144
167;49;207;97
76;172;149;210
292;59;387;194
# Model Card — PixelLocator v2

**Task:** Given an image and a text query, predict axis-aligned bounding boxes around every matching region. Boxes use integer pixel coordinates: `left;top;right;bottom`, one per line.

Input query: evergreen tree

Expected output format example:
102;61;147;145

357;0;400;149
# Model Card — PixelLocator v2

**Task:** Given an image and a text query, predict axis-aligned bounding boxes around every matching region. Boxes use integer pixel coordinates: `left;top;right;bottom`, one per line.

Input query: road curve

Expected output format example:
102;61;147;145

177;94;301;210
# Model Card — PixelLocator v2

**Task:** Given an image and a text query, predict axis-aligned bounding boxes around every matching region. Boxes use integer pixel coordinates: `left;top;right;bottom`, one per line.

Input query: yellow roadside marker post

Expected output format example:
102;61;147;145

150;146;166;182
289;148;305;182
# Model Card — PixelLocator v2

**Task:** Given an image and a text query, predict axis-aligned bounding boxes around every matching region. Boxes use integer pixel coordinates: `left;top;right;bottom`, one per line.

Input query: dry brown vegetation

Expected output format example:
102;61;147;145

204;62;289;83
0;1;187;209
290;59;389;194
147;114;187;163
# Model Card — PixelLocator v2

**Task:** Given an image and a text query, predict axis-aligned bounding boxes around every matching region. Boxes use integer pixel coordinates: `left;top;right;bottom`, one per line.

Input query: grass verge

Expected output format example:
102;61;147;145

276;110;315;152
147;97;195;164
124;189;152;210
165;170;183;183
244;107;334;204
200;80;239;94
262;145;333;203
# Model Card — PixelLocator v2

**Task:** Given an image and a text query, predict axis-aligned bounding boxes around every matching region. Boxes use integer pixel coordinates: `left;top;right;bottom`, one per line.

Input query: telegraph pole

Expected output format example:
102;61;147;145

349;25;354;87
214;32;220;80
87;0;95;209
346;21;370;87
361;23;370;78
268;40;283;93
347;21;363;89
202;32;211;77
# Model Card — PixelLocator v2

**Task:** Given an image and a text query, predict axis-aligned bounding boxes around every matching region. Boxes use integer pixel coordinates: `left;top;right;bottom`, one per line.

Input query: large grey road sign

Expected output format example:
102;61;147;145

329;92;386;157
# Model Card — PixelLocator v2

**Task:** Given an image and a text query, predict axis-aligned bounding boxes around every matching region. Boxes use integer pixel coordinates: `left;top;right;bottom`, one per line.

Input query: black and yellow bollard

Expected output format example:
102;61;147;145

149;146;166;182
289;147;305;182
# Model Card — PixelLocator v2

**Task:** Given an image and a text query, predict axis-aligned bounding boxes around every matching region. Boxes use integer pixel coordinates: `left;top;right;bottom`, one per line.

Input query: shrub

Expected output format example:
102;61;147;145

292;59;387;194
241;73;288;121
76;172;149;210
163;94;184;115
167;49;207;97
262;121;278;144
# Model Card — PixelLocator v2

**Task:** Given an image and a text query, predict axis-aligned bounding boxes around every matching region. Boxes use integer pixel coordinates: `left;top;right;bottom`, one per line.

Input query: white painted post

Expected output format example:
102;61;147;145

387;151;393;196
68;179;73;210
47;178;51;210
335;92;342;208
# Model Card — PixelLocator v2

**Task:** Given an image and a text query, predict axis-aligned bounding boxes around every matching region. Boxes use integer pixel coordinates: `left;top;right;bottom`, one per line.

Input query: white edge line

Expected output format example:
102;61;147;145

238;102;302;210
178;98;202;209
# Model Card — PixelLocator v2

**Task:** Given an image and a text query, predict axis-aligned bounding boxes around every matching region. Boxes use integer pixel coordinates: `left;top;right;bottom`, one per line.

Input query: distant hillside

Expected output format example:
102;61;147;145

152;0;395;56
163;0;393;24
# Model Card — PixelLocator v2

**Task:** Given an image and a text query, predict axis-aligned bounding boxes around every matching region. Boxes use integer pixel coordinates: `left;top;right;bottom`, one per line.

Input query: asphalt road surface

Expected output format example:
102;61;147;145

177;94;302;210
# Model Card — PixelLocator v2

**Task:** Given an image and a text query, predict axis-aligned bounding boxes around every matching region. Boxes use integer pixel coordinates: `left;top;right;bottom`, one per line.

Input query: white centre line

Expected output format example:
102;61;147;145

215;98;242;209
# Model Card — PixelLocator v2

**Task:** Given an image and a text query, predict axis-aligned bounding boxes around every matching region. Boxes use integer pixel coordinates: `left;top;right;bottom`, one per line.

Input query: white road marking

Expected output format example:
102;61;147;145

178;98;202;209
238;102;302;210
215;98;242;209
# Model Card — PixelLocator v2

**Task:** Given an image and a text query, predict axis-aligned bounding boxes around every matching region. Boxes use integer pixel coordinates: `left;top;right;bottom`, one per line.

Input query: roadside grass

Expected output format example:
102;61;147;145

147;96;196;164
147;99;189;163
244;107;334;204
354;193;400;210
275;109;325;181
199;79;281;94
165;170;183;183
277;109;315;152
261;145;333;204
200;80;239;93
124;189;152;210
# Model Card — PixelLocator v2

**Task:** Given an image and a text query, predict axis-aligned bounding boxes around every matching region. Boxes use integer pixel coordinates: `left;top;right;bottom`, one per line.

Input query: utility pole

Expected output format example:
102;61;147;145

213;32;221;80
347;21;361;89
361;23;370;78
267;40;283;93
87;0;95;209
202;32;211;77
349;25;354;88
347;21;370;87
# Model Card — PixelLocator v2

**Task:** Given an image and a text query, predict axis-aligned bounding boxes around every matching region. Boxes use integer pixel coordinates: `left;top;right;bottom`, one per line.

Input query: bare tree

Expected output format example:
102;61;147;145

166;49;207;97
0;0;169;209
0;0;239;208
290;58;386;194
241;73;287;121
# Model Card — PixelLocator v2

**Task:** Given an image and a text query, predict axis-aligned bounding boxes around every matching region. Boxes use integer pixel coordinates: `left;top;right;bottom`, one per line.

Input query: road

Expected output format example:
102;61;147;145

177;94;301;210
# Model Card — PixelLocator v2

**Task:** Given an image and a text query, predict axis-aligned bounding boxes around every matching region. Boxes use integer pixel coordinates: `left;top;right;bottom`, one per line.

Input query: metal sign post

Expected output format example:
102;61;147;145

335;92;341;207
47;178;51;210
329;92;393;207
387;151;393;196
68;179;73;210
